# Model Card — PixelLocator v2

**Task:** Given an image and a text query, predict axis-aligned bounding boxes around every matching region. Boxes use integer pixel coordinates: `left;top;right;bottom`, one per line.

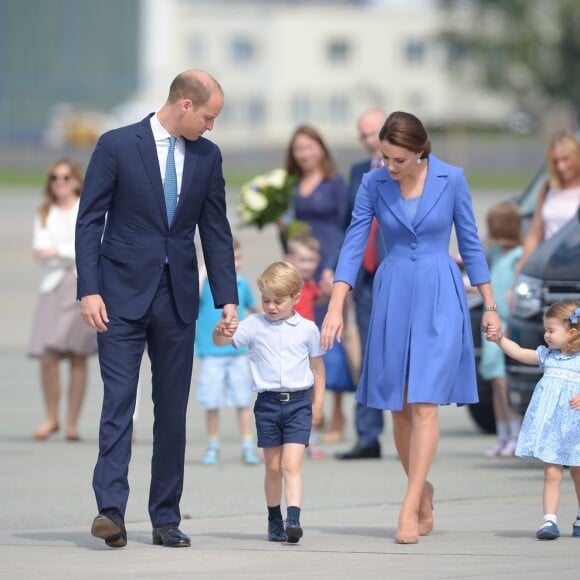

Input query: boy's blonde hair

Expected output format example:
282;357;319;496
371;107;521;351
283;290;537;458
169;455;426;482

486;201;522;249
544;299;580;354
286;232;321;256
257;262;302;297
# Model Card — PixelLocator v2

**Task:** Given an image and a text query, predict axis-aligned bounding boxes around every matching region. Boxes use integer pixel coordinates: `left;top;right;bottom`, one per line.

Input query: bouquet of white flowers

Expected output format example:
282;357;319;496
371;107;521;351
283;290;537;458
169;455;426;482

238;168;296;229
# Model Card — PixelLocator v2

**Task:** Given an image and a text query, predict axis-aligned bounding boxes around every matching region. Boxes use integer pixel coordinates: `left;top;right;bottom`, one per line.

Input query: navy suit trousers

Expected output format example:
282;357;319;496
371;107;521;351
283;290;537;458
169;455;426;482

92;267;196;527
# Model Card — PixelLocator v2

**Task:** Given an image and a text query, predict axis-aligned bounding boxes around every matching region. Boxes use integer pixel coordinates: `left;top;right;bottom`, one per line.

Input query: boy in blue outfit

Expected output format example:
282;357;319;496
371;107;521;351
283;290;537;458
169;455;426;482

195;238;260;465
213;261;325;543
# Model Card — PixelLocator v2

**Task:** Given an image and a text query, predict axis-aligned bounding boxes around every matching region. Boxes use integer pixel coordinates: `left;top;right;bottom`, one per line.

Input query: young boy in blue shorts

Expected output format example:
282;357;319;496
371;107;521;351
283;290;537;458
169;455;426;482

213;261;325;543
195;238;260;465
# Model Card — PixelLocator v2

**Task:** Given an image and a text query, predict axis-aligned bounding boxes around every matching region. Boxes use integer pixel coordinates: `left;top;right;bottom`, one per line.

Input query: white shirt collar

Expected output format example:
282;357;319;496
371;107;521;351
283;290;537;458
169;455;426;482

151;113;178;143
263;311;301;326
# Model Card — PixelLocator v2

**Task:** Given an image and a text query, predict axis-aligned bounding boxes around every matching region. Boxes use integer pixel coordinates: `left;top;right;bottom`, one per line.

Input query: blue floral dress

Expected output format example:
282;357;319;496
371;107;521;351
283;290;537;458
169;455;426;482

515;347;580;466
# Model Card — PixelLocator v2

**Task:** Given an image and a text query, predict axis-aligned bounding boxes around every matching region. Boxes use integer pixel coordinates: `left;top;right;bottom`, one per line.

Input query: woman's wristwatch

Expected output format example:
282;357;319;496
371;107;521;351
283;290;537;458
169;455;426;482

483;304;498;312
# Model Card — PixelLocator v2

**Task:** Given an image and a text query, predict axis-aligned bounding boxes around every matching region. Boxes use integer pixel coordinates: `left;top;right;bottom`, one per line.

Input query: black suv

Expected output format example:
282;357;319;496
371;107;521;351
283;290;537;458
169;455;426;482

507;207;580;414
467;163;580;432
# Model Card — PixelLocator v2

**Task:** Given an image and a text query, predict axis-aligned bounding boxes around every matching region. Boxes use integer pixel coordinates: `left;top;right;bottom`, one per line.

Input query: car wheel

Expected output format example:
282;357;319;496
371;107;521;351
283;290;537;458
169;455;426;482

467;402;496;434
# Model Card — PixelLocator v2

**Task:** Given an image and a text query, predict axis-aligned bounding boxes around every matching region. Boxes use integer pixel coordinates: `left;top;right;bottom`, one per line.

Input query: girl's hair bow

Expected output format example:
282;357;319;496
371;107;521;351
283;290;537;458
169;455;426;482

570;307;580;325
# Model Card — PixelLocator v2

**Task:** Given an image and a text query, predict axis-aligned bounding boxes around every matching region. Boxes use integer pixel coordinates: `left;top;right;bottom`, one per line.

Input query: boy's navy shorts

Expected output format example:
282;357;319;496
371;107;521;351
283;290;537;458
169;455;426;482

254;389;312;448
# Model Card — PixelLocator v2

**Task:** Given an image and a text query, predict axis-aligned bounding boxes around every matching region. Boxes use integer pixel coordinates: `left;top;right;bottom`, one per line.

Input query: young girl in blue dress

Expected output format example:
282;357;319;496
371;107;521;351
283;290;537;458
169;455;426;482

488;300;580;540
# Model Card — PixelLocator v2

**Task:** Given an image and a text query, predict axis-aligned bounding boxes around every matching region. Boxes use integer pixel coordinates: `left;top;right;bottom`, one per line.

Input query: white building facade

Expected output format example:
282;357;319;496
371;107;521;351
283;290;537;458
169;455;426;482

128;0;516;147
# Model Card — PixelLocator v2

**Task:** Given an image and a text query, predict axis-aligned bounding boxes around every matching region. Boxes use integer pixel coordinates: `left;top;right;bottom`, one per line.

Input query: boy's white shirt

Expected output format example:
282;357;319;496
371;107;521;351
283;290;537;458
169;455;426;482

232;311;325;392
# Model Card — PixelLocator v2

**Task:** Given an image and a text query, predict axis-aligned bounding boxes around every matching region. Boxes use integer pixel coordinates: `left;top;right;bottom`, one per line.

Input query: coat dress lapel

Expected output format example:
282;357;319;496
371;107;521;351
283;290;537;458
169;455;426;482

374;155;449;234
374;171;414;234
413;156;448;228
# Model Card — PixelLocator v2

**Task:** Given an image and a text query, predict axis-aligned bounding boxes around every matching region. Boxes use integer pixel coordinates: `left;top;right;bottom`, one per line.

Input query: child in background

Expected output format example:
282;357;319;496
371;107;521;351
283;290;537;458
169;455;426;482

213;261;325;543
487;300;580;540
286;233;354;449
479;202;523;457
195;238;260;465
285;233;327;459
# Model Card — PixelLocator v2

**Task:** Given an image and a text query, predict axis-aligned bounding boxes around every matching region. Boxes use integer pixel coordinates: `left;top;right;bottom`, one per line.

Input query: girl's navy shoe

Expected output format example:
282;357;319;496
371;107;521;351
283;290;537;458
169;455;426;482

572;522;580;537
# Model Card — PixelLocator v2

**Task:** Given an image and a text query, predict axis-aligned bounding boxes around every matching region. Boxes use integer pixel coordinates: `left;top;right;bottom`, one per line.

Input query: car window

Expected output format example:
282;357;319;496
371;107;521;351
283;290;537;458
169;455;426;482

517;166;546;218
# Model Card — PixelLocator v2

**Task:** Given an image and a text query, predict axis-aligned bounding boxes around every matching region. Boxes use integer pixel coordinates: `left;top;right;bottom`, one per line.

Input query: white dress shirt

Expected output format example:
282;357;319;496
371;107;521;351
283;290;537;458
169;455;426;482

150;113;185;203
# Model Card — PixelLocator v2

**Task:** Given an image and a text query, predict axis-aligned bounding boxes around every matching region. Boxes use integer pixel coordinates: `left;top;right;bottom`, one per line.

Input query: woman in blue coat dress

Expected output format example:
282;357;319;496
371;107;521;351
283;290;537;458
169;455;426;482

321;112;502;544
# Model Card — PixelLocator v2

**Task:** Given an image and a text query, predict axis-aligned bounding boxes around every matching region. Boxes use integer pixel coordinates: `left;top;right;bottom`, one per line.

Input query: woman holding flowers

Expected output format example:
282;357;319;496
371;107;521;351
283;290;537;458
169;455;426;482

280;125;354;442
280;125;349;283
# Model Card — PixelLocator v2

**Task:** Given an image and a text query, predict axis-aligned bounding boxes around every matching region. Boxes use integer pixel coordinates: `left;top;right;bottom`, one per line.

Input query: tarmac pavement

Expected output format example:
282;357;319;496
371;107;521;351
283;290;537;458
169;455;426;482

1;188;579;579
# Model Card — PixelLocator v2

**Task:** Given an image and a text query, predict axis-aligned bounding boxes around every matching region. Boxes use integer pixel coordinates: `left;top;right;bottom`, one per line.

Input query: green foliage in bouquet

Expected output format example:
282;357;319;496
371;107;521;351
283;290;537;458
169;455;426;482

284;218;311;240
238;169;297;229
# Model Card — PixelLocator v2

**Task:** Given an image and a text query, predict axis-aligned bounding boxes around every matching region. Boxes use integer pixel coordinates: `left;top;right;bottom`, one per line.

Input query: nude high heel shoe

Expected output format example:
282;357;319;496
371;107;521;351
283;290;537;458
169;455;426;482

395;512;419;544
418;481;434;536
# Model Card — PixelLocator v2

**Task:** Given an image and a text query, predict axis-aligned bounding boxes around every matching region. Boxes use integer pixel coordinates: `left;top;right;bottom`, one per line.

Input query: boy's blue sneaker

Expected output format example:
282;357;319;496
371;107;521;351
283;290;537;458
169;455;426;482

242;448;260;465
285;518;303;544
202;447;219;465
268;519;287;542
572;522;580;537
536;521;560;540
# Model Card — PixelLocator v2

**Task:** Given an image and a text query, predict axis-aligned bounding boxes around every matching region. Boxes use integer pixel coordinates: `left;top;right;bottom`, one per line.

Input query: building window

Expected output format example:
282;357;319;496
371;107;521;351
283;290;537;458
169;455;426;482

408;92;423;111
328;95;350;123
188;38;204;64
230;37;256;64
405;40;426;64
327;38;351;63
218;101;234;125
245;98;266;125
446;43;465;67
291;96;311;123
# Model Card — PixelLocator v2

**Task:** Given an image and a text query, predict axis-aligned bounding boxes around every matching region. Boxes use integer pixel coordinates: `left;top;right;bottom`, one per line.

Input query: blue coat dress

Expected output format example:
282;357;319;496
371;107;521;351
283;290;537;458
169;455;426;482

334;155;490;411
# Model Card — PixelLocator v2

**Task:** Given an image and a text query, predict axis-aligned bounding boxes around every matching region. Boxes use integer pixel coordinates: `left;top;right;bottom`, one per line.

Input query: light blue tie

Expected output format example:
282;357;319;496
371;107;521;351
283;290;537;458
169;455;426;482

164;136;178;227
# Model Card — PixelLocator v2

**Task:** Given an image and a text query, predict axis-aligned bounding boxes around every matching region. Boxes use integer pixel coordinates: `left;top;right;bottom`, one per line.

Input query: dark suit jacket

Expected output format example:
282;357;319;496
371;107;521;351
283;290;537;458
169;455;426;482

76;115;238;324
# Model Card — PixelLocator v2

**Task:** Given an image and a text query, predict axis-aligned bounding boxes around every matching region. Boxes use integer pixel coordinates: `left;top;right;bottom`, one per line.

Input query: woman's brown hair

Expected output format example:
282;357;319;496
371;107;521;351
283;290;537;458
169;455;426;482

379;111;432;159
284;125;337;180
38;158;83;226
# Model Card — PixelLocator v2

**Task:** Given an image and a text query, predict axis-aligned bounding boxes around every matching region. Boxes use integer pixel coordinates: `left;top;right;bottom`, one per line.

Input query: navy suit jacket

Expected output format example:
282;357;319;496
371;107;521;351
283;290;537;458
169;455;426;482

76;115;238;324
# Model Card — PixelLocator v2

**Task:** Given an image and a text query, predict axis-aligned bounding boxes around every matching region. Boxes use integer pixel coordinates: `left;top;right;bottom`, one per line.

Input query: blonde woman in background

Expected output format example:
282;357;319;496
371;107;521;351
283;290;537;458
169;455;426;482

28;159;96;441
517;130;580;273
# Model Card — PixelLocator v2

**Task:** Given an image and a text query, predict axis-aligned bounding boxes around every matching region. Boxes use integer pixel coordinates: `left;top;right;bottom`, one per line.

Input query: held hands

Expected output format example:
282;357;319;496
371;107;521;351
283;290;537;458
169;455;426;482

482;311;503;342
215;304;239;337
570;395;580;410
80;294;109;332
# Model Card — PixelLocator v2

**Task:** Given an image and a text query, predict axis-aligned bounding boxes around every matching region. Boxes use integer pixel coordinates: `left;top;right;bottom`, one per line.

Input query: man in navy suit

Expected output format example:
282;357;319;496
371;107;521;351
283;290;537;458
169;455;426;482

322;108;386;459
76;70;239;548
